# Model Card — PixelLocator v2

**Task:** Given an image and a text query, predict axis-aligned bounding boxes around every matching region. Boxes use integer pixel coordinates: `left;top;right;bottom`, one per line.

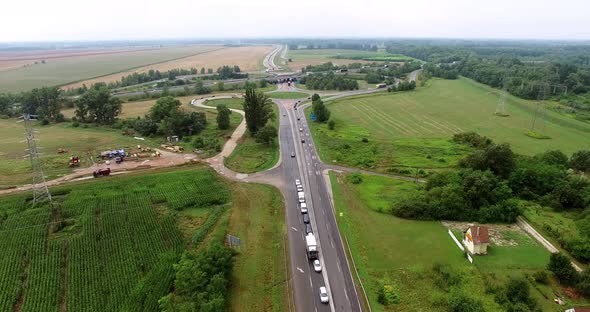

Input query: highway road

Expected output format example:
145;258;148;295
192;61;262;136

263;45;283;71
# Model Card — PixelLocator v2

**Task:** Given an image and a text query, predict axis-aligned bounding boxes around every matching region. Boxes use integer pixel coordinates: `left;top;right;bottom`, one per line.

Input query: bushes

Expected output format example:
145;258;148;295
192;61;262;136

548;253;579;285
452;132;492;149
346;172;363;184
377;283;400;305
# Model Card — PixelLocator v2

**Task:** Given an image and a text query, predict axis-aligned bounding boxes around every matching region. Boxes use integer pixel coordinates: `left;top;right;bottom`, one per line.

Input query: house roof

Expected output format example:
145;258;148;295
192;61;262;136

468;226;489;244
573;308;590;312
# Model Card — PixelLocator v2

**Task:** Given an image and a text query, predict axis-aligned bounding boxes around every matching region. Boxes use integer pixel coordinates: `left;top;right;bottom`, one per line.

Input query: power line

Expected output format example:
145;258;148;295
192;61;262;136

19;114;52;207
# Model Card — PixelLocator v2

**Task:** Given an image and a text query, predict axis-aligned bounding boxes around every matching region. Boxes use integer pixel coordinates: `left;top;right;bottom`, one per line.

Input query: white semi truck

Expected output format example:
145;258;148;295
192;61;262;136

306;233;318;260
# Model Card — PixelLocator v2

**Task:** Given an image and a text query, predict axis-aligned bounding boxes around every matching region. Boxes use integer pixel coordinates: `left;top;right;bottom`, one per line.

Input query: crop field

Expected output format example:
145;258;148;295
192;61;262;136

330;172;577;311
204;97;245;110
65;46;274;89
0;45;220;92
307;78;590;174
0;167;229;311
0;166;288;311
287;49;376;70
0;119;156;189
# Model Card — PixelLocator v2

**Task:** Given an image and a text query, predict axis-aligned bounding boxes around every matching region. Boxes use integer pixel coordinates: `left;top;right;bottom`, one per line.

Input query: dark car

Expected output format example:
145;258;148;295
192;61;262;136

291;152;295;158
303;213;310;224
301;139;305;143
305;224;313;234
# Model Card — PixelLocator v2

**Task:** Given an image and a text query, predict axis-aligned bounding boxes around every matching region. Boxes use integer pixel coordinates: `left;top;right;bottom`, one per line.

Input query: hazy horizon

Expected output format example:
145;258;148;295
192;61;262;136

1;0;589;42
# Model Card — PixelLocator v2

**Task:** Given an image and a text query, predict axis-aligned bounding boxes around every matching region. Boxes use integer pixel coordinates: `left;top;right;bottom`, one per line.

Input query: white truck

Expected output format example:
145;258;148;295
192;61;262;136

298;191;305;203
306;233;318;260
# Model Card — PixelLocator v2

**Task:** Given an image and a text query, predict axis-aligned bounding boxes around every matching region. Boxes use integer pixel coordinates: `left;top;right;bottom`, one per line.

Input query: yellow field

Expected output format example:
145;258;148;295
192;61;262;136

64;46;273;89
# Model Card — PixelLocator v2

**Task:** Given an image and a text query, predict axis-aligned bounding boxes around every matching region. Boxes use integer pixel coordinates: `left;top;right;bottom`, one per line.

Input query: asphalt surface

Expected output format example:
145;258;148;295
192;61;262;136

268;91;363;312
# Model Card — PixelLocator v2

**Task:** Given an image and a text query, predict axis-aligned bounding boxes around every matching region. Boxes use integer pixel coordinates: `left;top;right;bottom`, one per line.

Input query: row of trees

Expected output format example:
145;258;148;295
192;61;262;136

74;85;122;124
388;81;416;92
0;86;65;122
548;252;590;297
300;72;359;91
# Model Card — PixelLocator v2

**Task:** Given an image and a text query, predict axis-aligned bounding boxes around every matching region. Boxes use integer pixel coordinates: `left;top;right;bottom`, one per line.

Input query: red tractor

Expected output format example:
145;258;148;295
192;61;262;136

93;168;111;178
69;156;80;167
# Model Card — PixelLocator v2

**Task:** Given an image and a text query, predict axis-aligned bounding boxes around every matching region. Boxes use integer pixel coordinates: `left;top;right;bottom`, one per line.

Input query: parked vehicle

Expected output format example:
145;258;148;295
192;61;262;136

296;184;303;192
295;179;301;186
305;223;313;234
303;213;310;224
93;168;111;178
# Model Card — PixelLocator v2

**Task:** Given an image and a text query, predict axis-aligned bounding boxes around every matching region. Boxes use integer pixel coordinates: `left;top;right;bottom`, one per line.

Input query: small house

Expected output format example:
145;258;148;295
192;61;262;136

463;226;490;255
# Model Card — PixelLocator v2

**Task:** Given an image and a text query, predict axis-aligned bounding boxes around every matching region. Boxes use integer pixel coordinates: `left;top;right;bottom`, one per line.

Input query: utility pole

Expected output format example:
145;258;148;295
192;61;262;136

495;79;509;117
20;113;52;207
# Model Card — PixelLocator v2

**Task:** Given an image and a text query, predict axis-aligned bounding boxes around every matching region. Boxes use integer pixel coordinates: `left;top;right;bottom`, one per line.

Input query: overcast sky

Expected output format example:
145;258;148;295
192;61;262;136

1;0;589;42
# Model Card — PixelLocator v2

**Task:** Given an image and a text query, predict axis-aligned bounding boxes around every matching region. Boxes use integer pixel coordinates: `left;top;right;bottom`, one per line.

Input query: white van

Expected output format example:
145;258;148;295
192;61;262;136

300;202;308;214
297;191;305;203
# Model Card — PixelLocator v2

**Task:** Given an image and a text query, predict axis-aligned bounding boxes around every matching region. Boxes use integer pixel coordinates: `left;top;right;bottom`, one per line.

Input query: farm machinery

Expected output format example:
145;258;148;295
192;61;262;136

69;156;80;167
93;168;111;178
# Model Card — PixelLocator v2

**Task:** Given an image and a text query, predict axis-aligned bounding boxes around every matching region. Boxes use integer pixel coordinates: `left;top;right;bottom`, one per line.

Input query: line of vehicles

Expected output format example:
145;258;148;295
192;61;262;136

295;177;329;304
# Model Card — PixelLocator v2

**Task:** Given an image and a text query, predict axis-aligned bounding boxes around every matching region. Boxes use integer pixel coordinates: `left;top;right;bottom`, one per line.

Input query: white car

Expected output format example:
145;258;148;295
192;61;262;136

300;202;308;214
295;179;301;186
299;127;303;132
296;185;303;192
313;260;322;272
319;286;329;303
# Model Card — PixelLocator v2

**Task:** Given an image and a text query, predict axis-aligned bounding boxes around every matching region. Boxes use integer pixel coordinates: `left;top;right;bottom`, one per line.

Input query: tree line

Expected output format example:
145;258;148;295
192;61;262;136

300;72;359;91
392;132;590;261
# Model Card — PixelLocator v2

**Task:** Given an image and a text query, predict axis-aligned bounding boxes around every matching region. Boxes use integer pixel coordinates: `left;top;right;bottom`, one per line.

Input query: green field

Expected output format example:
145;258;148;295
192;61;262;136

0;119;158;189
266;91;309;99
224;105;279;173
307;78;590;174
205;97;245;110
0;45;219;92
0;166;287;311
289;49;413;62
331;172;575;311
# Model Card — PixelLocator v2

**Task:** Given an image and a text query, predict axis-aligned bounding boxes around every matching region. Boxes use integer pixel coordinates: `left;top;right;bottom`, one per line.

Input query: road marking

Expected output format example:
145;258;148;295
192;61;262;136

326;223;329;231
291;226;298;232
337;262;342;273
297;267;305;273
322;210;325;216
316;170;320;175
331;239;335;249
309;276;313;288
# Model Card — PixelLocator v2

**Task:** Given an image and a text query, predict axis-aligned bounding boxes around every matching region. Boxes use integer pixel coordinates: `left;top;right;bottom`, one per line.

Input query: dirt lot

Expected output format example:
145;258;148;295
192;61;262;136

442;221;523;247
288;57;373;71
64;46;273;89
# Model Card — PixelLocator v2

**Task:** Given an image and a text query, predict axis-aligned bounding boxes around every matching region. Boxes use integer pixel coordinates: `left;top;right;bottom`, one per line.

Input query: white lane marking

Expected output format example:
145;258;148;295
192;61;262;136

345;290;349;301
312;155;316;160
337;262;342;273
316;171;320;175
309;276;313;288
331;239;335;249
326;223;330;231
291;226;298;232
297;267;305;273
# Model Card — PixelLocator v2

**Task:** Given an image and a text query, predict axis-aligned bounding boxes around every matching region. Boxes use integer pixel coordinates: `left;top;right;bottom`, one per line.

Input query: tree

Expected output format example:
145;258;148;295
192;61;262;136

216;104;231;130
570;150;590;172
311;93;320;102
255;125;277;145
22;86;63;121
460;143;516;178
194;79;211;95
259;79;268;88
328;119;336;130
312;98;331;122
200;67;205;74
149;96;181;122
548;252;579;285
536;150;569;167
577;269;590;296
74;86;121;124
243;86;273;133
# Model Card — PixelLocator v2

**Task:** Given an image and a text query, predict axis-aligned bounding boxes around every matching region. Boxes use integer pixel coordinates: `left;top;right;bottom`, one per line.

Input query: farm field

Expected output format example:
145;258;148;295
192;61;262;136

308;77;590;174
0;45;220;92
0;166;287;311
287;49;376;70
204;97;245;110
330;172;579;311
0;118;157;189
64;45;274;89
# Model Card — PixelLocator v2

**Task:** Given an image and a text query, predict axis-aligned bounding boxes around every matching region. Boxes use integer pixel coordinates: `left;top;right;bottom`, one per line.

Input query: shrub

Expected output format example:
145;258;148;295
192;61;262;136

532;270;549;285
347;173;363;184
432;263;462;290
72;121;79;127
452;132;492;148
361;137;369;143
548;253;579;285
448;290;485;312
377;284;400;305
328;119;335;130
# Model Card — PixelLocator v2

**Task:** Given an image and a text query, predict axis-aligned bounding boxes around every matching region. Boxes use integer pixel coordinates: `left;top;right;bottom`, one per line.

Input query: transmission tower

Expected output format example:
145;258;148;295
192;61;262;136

20;114;52;207
495;82;509;117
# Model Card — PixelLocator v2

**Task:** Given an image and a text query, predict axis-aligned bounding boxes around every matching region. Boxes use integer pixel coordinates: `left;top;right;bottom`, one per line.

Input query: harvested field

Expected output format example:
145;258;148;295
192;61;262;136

64;46;274;89
0;45;220;92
